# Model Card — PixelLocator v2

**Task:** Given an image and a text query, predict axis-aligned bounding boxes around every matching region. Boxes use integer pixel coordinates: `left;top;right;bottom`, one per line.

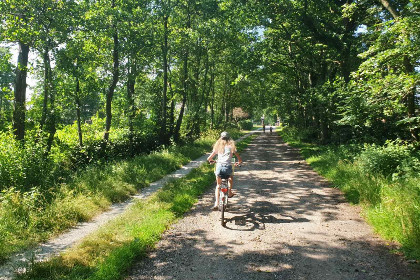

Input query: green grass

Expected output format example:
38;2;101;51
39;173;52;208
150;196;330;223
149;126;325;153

280;127;420;260
15;132;252;280
0;131;220;263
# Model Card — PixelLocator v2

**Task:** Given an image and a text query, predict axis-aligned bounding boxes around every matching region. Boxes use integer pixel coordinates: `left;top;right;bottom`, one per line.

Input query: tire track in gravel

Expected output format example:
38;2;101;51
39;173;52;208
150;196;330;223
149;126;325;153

125;130;419;280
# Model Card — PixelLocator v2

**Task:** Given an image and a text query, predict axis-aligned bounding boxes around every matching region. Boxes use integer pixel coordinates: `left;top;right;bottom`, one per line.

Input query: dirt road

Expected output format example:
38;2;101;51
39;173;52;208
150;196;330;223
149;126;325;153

126;132;419;280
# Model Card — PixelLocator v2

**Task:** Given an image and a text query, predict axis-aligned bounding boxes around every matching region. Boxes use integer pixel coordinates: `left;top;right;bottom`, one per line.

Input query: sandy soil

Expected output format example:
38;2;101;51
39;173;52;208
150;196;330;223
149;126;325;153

125;131;419;280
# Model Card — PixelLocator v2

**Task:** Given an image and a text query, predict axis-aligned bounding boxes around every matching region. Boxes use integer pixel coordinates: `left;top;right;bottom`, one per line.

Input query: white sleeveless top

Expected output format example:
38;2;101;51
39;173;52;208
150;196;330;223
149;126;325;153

216;146;233;165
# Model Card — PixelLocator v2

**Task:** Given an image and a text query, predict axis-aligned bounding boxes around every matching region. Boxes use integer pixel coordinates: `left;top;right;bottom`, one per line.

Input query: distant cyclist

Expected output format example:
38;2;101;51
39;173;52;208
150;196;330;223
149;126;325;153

207;131;243;210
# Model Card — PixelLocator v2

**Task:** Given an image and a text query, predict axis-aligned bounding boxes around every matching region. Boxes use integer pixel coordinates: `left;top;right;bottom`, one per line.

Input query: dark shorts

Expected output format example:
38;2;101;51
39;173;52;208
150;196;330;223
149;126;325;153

215;164;233;178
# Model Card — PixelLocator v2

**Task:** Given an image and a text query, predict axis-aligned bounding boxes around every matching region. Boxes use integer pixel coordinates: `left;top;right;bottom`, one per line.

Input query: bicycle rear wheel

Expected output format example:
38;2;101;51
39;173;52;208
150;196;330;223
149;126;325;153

220;192;228;226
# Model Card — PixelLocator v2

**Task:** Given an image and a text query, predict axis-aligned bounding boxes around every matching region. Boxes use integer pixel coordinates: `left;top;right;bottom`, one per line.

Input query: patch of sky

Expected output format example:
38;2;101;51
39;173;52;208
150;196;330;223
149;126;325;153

242;26;265;42
353;24;367;37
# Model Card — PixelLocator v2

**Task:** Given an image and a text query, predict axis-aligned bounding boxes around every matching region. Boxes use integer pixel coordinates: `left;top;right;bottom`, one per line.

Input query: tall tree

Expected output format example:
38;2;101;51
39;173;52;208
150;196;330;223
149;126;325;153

153;0;172;143
378;0;418;140
35;0;73;151
173;0;192;142
103;0;120;141
0;0;34;140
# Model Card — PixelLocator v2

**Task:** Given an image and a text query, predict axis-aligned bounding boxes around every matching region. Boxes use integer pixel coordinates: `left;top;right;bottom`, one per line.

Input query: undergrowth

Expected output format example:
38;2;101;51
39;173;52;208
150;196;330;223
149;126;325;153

0;129;243;263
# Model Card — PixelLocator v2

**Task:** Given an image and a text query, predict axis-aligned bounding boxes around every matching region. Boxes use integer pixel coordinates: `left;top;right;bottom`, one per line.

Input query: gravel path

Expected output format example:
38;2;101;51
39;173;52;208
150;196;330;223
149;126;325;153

126;131;419;280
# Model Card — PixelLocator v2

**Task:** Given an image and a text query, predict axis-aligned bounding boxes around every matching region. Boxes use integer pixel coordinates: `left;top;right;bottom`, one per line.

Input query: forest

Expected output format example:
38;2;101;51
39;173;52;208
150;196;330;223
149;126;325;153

0;0;419;271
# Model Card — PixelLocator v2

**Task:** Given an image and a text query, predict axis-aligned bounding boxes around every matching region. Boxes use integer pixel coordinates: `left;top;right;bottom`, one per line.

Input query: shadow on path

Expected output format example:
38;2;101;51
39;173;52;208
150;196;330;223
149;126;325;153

126;130;419;280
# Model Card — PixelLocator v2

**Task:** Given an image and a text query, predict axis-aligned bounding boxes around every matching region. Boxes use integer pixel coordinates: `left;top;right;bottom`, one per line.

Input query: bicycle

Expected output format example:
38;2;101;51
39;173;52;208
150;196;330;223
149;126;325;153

209;160;240;226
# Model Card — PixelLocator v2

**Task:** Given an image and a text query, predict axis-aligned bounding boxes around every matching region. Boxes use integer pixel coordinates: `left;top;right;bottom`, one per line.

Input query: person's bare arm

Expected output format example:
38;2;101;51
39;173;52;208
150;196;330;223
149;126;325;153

234;152;243;165
207;150;217;163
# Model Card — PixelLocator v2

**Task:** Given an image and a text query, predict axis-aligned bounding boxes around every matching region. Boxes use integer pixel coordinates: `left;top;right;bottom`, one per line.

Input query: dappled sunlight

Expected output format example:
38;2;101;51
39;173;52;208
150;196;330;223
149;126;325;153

127;221;412;280
125;133;419;280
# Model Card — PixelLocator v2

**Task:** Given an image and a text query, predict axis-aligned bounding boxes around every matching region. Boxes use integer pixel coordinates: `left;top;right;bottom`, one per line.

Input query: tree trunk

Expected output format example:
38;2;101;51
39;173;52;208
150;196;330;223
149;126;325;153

201;52;210;128
104;31;119;141
46;97;56;153
40;46;51;132
223;74;230;124
379;0;399;19
192;49;209;136
160;14;169;144
168;66;175;137
174;7;190;143
187;44;203;138
174;49;188;143
75;77;83;147
210;63;215;129
46;54;56;153
163;52;175;138
127;61;136;151
13;42;29;141
221;74;227;125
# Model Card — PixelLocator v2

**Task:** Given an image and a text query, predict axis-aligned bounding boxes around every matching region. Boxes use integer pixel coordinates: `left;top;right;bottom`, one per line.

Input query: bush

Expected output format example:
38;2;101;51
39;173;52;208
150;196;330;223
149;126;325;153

0;131;55;192
280;126;319;144
356;140;418;179
238;120;253;130
0;132;25;190
69;132;161;168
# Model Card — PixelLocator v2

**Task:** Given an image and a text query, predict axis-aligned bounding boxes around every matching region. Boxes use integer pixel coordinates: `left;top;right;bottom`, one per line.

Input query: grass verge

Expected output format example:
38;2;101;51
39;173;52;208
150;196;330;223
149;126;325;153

0;130;249;263
15;133;254;280
280;127;420;260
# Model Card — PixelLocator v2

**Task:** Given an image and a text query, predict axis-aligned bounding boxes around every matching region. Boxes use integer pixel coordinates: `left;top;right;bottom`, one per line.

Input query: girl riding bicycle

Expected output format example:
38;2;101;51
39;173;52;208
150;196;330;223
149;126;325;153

207;131;243;210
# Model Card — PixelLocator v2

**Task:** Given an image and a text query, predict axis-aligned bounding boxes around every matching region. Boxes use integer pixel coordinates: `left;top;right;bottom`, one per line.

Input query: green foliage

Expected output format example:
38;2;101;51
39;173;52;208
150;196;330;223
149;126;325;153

0;0;418;269
279;125;319;145
238;119;253;130
0;187;43;262
0;47;14;129
356;140;419;179
68;132;160;168
257;0;420;144
0;131;56;191
0;132;24;189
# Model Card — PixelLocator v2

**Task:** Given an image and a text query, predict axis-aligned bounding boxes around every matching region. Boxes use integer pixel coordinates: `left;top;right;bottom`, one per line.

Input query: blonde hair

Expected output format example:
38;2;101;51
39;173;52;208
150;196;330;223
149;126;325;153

213;138;236;154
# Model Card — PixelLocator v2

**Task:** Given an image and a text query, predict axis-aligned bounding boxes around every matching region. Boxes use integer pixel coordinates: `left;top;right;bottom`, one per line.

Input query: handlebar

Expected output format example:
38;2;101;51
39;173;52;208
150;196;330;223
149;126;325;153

208;160;242;167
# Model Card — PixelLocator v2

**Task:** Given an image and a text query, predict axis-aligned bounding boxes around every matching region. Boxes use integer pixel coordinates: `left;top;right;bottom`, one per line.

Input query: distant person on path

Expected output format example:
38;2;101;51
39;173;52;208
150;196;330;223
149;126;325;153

263;124;265;133
207;131;243;210
270;125;273;134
